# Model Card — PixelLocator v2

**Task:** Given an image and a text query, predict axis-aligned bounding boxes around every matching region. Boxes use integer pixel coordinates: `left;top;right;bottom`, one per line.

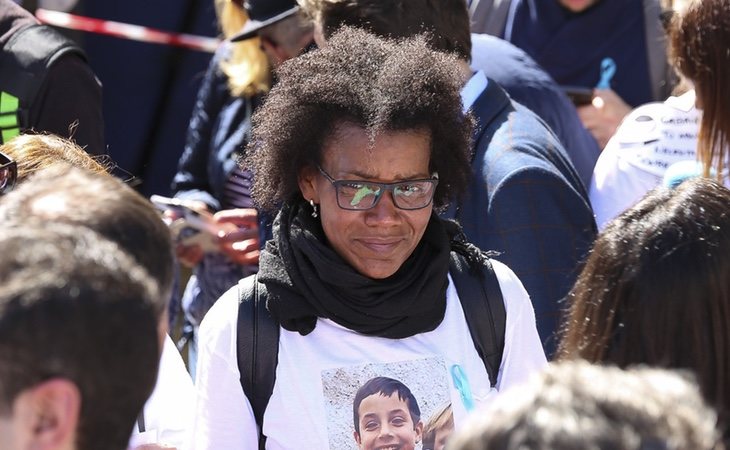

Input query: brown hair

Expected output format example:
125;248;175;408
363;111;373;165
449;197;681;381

558;178;730;430
298;0;472;62
670;0;730;178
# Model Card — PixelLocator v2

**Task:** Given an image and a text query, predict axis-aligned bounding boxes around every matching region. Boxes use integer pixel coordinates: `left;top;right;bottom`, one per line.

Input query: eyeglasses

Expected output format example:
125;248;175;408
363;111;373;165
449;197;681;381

317;165;438;211
0;151;17;195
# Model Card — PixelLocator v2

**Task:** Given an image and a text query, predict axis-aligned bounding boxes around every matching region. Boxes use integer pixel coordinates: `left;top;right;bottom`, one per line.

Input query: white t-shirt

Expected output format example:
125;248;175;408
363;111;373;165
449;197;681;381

129;335;196;449
187;260;546;450
590;91;701;230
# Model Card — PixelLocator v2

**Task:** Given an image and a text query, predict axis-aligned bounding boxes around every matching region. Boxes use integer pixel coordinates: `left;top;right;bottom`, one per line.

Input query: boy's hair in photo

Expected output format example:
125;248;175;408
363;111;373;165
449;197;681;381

0;223;161;450
352;376;422;433
422;403;454;450
447;361;722;450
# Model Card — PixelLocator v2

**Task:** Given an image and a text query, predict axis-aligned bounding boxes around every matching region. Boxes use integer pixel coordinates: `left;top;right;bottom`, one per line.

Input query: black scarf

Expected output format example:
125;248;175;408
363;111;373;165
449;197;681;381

258;201;451;338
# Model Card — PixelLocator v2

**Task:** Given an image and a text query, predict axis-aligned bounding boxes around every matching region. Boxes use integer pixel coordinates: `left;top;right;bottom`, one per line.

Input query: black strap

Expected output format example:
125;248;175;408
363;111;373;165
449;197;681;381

236;275;278;450
0;24;86;131
449;251;506;387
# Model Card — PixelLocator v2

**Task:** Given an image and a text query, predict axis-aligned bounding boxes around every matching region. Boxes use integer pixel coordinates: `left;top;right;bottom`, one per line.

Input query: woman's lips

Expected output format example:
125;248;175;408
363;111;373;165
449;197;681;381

356;237;403;253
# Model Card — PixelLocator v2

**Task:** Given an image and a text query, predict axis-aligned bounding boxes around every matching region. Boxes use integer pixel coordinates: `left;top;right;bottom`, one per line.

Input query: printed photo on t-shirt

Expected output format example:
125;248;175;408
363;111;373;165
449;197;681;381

321;357;450;450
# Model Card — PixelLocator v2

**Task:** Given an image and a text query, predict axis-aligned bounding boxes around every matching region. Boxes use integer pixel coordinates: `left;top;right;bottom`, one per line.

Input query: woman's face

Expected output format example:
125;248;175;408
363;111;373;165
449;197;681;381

299;122;433;279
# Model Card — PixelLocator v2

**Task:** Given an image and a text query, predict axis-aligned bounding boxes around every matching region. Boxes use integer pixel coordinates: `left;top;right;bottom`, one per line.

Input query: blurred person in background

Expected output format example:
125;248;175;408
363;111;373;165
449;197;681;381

0;134;195;449
0;224;160;450
0;0;105;155
469;0;678;148
447;361;722;450
169;0;313;376
590;0;730;228
559;177;730;444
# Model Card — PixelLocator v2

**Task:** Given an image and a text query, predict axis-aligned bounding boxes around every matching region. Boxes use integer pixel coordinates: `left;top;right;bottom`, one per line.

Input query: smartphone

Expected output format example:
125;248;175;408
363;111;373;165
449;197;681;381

562;86;594;106
150;195;218;235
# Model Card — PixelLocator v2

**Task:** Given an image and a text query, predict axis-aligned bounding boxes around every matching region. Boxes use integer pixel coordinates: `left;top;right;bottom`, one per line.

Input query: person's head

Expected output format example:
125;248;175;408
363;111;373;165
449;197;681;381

422;403;453;450
670;0;730;178
214;0;271;97
298;0;472;63
352;377;423;450
0;224;161;450
556;0;600;13
244;27;472;279
0;134;108;183
448;361;722;450
0;165;174;327
229;0;313;67
558;177;730;427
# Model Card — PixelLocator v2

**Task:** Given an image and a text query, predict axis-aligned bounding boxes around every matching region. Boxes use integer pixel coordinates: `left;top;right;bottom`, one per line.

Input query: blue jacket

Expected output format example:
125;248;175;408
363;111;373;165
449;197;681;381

471;33;600;188
172;47;259;210
451;79;597;356
171;47;271;243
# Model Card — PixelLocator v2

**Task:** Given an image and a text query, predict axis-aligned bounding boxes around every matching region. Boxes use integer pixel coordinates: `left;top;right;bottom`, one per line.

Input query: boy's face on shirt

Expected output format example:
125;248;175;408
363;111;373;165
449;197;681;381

354;393;423;450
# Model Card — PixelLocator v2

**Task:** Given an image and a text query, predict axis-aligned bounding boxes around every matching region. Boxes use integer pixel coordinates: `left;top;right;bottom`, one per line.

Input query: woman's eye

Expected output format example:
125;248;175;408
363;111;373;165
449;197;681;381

341;182;365;192
397;184;423;196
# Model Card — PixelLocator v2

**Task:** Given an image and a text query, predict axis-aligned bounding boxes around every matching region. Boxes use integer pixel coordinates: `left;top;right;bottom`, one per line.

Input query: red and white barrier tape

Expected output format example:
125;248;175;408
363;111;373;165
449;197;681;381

35;8;221;53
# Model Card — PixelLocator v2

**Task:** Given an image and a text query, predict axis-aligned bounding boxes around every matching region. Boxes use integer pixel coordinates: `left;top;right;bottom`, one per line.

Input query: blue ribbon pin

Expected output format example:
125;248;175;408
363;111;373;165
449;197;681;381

596;57;616;90
450;364;475;412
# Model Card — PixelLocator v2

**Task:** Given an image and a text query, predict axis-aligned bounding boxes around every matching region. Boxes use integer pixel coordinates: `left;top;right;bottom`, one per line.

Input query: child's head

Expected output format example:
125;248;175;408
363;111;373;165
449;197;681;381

352;377;423;450
422;403;454;450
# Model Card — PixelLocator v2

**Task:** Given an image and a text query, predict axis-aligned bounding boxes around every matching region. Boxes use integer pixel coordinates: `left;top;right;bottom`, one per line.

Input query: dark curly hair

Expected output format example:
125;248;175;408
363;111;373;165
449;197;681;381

244;27;473;212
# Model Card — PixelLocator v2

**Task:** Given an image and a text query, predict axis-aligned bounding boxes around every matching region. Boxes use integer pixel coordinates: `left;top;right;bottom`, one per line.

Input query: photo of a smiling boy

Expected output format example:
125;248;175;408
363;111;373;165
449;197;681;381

352;376;424;450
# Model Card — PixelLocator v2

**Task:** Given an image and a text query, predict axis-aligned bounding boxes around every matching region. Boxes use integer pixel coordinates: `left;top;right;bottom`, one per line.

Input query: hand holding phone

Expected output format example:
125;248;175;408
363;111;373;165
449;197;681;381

150;195;222;256
562;85;594;106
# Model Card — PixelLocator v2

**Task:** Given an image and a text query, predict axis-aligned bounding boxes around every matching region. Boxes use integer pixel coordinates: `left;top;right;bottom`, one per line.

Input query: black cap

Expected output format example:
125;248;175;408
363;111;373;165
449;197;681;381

230;0;300;42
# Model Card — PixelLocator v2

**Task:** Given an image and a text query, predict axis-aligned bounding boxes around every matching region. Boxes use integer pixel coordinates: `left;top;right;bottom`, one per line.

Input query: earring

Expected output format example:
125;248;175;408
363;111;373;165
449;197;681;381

309;199;318;218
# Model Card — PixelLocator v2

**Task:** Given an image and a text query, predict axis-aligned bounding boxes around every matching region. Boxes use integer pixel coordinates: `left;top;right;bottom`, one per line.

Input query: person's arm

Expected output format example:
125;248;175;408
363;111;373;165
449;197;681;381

171;51;228;210
186;288;259;450
30;53;105;156
478;167;596;356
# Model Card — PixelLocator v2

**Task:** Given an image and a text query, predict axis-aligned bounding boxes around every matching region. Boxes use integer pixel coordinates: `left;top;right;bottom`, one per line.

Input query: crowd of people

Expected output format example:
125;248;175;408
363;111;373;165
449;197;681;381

0;0;728;449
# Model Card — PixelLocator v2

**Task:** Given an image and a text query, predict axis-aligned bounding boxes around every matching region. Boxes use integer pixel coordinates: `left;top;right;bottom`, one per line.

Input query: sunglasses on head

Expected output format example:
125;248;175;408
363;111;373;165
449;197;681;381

0;151;17;195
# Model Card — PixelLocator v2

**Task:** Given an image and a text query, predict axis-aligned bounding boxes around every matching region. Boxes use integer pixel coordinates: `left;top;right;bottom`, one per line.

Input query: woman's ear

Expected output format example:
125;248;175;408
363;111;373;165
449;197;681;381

298;165;319;204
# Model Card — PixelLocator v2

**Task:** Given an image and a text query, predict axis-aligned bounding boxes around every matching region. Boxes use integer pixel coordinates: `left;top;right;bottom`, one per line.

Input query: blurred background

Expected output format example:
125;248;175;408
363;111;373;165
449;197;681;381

18;0;219;197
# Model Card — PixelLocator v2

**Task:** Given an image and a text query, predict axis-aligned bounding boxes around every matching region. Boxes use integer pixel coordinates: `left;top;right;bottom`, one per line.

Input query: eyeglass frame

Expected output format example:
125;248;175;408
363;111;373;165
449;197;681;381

0;151;17;195
316;165;439;211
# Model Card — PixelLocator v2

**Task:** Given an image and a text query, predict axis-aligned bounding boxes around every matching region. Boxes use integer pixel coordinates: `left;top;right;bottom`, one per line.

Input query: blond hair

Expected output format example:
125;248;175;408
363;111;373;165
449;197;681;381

214;0;271;97
0;133;110;182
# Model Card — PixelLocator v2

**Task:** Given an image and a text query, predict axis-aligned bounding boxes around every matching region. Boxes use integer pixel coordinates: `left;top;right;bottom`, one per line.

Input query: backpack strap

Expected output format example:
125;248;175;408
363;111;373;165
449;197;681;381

449;251;506;387
236;275;279;450
0;23;87;142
